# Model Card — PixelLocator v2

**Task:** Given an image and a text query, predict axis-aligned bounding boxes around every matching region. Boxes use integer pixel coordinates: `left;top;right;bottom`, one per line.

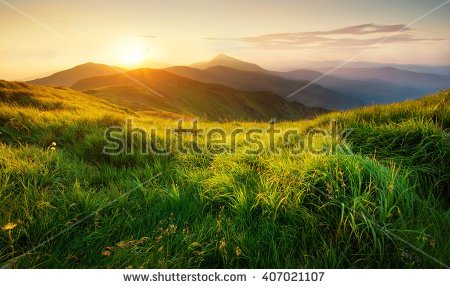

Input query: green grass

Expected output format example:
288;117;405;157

0;80;449;268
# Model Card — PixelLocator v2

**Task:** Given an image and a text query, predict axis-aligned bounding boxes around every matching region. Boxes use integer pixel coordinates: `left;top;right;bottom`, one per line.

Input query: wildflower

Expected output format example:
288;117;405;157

182;226;190;235
47;141;57;151
167;224;176;235
2;223;17;231
388;184;394;193
219;238;227;253
235;246;242;257
101;250;111;256
67;255;79;261
429;239;436;248
189;242;202;249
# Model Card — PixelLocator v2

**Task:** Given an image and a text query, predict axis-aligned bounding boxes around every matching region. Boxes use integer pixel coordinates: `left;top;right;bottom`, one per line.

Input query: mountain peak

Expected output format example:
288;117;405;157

213;53;238;61
191;54;266;72
28;62;124;87
76;62;103;68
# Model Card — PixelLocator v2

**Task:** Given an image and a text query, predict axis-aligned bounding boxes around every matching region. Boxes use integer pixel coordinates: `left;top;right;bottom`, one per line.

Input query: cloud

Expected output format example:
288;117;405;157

136;35;158;39
205;23;445;50
302;23;412;36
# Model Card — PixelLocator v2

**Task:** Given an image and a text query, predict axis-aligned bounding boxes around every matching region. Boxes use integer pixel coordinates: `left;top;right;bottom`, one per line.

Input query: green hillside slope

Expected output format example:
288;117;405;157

0;81;449;269
72;68;327;121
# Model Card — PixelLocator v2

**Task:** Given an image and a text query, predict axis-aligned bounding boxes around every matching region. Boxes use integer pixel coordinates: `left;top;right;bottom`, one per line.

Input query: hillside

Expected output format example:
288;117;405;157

1;81;449;269
165;65;363;109
28;62;125;87
71;68;327;121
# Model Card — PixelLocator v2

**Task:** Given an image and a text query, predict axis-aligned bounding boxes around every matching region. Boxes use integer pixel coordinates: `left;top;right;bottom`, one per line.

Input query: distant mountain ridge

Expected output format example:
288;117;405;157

189;54;449;97
186;54;448;105
166;65;363;109
278;69;432;104
271;59;450;75
28;62;125;87
319;67;450;89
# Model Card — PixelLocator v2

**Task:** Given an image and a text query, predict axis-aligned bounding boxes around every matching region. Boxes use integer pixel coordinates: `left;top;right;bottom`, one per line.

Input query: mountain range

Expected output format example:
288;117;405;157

317;67;450;89
277;69;431;104
23;54;450;119
165;65;363;109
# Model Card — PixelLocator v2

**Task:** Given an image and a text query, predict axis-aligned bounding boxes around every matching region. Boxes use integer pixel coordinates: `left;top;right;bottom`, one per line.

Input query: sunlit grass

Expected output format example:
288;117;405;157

0;81;449;268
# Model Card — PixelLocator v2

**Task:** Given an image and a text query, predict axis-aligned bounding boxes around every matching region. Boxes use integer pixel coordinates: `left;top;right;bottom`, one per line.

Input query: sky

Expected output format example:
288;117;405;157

0;0;449;80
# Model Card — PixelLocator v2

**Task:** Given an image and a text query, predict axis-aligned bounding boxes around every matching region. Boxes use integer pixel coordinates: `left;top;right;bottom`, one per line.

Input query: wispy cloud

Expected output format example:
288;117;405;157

301;23;411;36
136;35;158;39
205;23;445;50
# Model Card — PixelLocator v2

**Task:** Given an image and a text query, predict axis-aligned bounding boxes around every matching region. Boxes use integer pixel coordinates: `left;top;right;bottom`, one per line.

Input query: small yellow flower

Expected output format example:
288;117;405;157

47;142;57;151
219;238;227;252
388;184;394;193
2;223;17;231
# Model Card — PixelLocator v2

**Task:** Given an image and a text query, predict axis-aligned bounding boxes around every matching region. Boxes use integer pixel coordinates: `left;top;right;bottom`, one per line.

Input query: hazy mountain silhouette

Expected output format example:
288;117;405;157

272;60;450;75
71;68;327;121
320;67;450;89
186;54;444;105
278;69;431;103
28;62;125;87
166;65;363;109
191;54;266;72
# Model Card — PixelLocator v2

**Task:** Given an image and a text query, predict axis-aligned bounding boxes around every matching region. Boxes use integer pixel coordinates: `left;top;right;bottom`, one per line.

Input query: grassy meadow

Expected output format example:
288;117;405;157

0;80;449;268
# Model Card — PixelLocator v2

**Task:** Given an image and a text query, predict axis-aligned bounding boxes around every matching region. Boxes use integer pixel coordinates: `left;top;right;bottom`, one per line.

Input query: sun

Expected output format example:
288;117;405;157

112;37;161;68
119;43;146;66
